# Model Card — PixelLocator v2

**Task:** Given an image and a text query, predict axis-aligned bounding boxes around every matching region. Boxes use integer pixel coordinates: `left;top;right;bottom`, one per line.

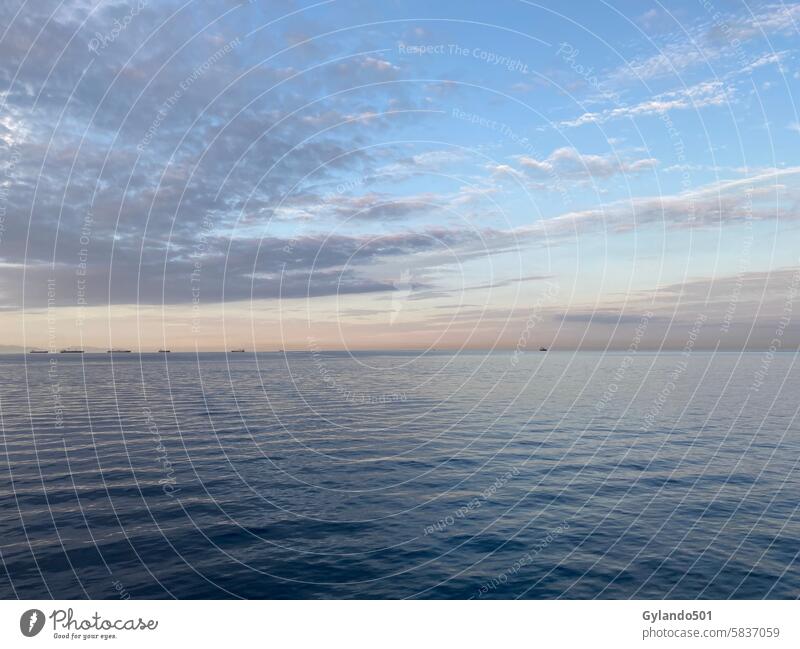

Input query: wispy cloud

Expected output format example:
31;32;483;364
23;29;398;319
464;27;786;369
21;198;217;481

521;166;800;236
609;4;798;85
559;81;729;128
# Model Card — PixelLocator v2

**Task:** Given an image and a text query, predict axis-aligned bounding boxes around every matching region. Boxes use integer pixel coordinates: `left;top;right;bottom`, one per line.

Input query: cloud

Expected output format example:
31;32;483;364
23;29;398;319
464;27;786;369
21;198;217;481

739;51;788;75
2;0;797;345
509;166;800;243
556;311;662;325
0;224;526;308
408;273;553;301
608;4;798;85
321;192;441;221
637;8;666;31
540;266;800;350
510;147;658;182
560;81;729;128
717;3;800;40
0;1;462;310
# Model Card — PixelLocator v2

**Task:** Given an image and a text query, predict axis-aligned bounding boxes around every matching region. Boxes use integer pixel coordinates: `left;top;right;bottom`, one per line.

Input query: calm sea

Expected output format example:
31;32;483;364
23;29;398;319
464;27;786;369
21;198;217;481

1;351;798;599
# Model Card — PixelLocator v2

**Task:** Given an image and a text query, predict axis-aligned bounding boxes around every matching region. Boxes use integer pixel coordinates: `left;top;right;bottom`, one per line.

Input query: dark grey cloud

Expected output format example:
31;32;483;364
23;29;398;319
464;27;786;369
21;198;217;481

324;192;440;221
557;311;661;325
0;0;462;311
2;226;507;306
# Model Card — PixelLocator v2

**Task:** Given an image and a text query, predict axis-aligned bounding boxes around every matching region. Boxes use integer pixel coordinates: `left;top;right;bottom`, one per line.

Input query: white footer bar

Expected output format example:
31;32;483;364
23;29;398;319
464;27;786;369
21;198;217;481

2;600;796;648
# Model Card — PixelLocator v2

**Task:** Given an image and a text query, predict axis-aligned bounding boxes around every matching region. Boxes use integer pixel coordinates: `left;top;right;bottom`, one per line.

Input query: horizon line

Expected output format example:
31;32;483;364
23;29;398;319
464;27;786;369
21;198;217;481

5;347;799;354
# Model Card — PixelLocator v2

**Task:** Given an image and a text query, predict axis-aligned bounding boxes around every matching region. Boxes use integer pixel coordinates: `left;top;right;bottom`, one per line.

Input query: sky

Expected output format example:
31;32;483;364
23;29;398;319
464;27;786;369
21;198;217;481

0;0;799;351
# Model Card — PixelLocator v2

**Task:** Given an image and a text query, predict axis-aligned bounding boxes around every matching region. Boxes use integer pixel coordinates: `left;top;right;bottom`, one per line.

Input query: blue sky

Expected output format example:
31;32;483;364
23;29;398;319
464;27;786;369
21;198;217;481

1;0;799;350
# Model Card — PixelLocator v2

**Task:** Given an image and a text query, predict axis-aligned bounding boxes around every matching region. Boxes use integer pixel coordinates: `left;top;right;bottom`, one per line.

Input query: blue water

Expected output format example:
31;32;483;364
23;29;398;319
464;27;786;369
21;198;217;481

1;351;798;599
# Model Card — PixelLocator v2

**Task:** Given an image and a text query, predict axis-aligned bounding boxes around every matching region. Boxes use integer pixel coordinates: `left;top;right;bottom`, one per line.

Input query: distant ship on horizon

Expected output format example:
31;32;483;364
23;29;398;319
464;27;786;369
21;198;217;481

59;349;84;353
230;348;245;353
158;349;171;353
107;349;132;353
29;349;49;353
